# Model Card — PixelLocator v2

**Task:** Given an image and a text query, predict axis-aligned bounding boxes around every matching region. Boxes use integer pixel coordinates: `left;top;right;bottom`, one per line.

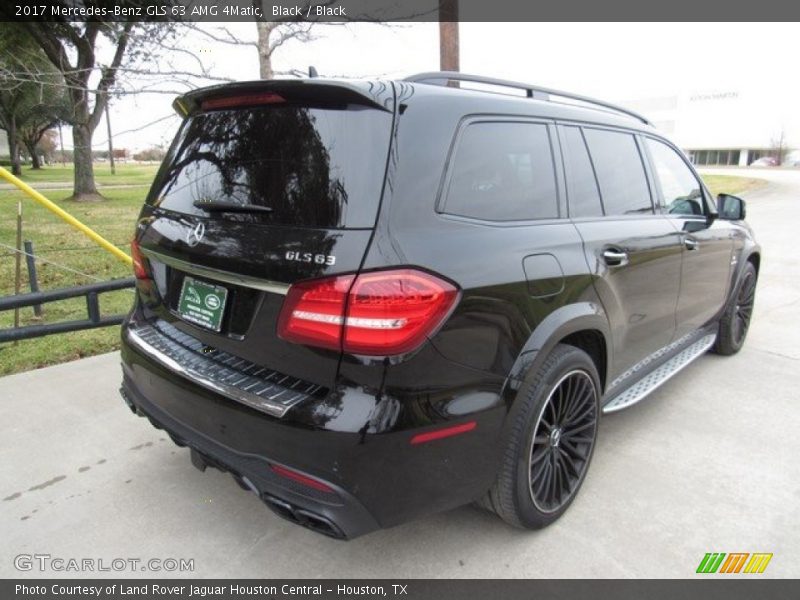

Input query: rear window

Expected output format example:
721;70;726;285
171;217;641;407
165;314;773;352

147;105;392;228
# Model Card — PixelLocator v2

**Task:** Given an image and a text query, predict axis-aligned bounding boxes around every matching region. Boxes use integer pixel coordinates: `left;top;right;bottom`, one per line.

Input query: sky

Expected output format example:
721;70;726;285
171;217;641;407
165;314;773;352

94;22;800;153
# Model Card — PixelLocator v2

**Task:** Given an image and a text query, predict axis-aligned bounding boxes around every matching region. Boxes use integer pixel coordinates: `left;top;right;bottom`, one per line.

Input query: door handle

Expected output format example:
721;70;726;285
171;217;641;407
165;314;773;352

684;237;699;251
603;249;628;266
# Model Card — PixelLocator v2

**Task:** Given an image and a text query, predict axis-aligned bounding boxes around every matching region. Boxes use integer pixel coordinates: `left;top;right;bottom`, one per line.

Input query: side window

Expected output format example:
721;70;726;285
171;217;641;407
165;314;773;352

646;138;706;216
583;128;653;216
561;126;603;217
443;121;558;221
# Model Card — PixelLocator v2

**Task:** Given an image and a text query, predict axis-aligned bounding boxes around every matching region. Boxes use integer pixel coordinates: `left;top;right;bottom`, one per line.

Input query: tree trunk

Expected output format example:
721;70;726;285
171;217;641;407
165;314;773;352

25;140;42;169
256;22;274;79
70;123;103;202
8;116;22;176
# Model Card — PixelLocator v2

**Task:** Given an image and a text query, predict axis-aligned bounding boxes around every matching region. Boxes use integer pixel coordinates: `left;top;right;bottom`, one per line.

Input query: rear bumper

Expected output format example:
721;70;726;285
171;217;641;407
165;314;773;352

120;372;378;539
119;318;508;539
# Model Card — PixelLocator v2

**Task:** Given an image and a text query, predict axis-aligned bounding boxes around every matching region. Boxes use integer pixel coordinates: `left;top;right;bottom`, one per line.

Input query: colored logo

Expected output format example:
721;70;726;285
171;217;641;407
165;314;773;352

204;294;221;310
696;552;773;574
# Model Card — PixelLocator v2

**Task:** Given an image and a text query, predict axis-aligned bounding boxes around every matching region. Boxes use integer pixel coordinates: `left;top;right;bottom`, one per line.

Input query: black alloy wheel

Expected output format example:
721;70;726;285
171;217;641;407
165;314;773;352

714;261;758;355
479;344;601;529
528;369;598;513
733;269;756;346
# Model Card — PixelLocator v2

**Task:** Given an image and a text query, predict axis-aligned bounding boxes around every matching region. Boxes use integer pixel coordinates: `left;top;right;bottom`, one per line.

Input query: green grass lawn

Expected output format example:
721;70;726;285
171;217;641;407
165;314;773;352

0;164;155;376
10;162;160;186
702;174;766;198
0;169;767;377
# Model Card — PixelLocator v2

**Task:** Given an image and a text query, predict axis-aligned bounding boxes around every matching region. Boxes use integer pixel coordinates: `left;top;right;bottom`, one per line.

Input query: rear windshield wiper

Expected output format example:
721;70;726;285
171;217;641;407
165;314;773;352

193;200;273;214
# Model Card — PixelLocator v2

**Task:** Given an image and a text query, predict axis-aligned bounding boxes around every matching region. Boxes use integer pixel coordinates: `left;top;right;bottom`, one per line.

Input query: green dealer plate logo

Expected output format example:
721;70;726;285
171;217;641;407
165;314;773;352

177;276;228;332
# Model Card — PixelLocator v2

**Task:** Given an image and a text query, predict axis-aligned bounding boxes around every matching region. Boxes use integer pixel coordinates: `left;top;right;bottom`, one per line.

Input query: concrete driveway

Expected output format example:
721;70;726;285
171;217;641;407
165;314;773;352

1;168;798;578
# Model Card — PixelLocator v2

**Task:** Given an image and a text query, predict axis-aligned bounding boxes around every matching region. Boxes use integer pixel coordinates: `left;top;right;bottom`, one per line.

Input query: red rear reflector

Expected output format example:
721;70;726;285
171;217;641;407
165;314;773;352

201;92;285;111
269;464;334;493
131;239;149;280
277;269;458;356
410;421;477;445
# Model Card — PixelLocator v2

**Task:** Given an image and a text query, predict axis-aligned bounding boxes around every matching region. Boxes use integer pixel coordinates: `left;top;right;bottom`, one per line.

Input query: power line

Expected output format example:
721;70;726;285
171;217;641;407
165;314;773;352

91;113;178;147
0;241;133;290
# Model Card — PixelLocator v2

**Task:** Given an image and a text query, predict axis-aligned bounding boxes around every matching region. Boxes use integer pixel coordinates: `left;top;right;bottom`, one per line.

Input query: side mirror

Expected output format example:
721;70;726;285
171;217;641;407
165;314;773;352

717;194;746;221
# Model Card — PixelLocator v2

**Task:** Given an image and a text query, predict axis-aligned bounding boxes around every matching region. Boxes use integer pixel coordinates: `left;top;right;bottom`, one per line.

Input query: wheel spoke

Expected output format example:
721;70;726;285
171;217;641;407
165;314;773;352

564;402;595;427
559;438;584;460
563;419;595;437
562;378;589;423
557;452;573;496
548;453;559;504
552;453;563;504
531;449;550;480
534;459;552;498
559;448;580;480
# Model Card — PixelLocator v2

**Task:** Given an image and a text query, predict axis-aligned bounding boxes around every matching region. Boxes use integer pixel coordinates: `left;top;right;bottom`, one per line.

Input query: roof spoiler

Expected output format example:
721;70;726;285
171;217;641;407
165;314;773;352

173;79;394;117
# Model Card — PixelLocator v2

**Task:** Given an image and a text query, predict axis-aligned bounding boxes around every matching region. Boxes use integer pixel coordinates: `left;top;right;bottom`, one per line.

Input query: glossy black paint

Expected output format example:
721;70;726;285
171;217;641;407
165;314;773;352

121;77;760;538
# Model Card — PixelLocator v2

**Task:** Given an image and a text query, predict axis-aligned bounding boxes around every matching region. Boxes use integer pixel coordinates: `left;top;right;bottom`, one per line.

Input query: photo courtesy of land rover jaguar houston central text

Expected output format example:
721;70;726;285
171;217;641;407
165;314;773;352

119;72;760;539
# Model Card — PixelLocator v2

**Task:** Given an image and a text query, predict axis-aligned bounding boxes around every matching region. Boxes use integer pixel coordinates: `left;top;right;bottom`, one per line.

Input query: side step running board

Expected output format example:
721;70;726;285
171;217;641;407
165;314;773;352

602;334;717;413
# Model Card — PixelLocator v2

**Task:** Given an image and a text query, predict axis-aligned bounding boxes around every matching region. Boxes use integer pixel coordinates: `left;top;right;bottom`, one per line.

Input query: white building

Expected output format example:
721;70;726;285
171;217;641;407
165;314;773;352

623;88;799;166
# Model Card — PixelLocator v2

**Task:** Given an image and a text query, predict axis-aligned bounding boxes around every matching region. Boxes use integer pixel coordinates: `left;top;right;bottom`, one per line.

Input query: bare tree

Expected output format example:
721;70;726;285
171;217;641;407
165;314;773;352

192;19;340;81
770;129;789;166
0;23;66;175
17;20;179;201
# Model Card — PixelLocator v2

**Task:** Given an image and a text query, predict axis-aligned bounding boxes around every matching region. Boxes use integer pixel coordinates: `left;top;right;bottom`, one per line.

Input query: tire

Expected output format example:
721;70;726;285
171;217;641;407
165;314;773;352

479;344;601;529
714;261;757;356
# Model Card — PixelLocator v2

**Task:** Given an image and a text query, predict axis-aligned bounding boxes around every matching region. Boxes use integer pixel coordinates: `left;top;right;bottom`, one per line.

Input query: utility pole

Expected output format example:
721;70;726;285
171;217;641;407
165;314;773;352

439;0;460;73
105;101;115;175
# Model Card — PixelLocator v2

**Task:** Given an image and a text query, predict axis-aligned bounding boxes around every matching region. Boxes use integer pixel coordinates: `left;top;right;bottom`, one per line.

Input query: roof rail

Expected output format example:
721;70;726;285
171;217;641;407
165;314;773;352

404;71;652;126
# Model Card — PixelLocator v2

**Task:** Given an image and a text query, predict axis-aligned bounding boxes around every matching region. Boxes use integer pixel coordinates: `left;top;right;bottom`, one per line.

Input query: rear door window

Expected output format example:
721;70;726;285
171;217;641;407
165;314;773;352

442;121;559;221
583;128;653;216
147;105;393;228
561;126;603;218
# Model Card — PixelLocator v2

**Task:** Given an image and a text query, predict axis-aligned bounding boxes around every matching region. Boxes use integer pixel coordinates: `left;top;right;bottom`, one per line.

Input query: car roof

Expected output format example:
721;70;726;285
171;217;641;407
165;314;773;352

399;72;657;134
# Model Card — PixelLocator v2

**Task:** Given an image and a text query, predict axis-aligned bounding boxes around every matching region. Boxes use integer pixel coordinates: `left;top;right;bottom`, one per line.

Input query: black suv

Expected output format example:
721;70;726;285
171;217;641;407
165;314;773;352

120;72;760;539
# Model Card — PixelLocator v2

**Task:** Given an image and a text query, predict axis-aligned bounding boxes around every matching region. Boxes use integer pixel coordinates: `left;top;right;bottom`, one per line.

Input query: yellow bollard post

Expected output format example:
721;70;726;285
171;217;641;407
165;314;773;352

0;166;132;266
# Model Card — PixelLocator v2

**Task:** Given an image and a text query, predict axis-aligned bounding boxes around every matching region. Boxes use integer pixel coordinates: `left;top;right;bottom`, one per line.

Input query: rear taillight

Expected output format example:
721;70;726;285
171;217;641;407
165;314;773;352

131;239;149;280
277;269;458;356
277;274;354;351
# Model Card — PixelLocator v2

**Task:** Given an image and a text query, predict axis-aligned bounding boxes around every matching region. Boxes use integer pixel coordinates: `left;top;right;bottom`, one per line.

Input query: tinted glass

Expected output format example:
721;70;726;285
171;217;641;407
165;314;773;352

646;138;705;216
443;122;558;221
147;105;392;228
561;126;603;217
583;128;653;216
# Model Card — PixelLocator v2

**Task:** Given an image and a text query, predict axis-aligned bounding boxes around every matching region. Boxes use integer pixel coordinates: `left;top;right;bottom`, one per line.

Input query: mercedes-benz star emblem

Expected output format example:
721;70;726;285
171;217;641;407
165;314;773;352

186;222;205;247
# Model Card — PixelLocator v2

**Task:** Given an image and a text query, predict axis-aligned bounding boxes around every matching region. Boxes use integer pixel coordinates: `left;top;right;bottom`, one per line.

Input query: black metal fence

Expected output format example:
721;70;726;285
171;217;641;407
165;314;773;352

0;277;135;343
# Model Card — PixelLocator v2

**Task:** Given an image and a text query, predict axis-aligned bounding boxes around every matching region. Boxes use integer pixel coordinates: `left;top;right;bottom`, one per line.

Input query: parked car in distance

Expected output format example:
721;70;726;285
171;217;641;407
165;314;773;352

120;72;760;539
751;156;778;167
